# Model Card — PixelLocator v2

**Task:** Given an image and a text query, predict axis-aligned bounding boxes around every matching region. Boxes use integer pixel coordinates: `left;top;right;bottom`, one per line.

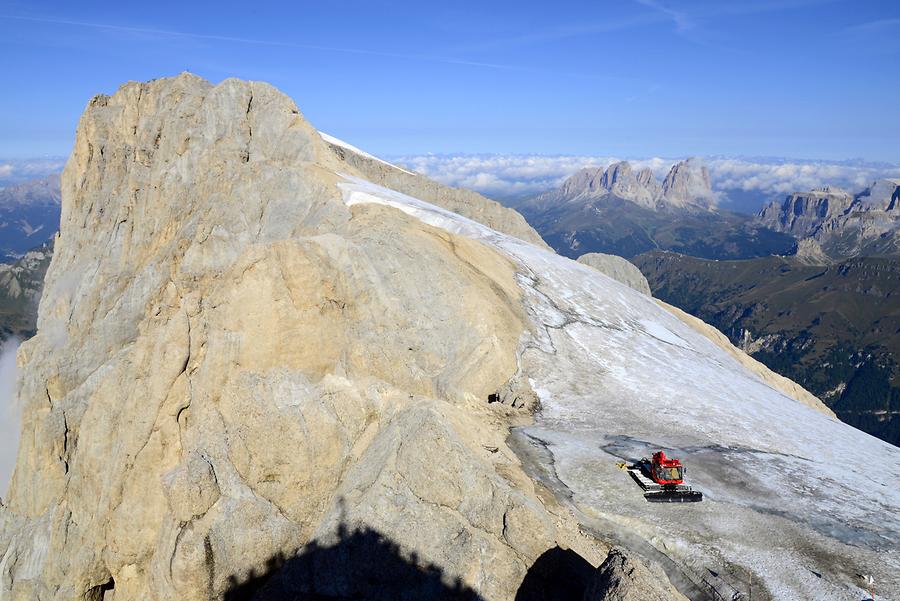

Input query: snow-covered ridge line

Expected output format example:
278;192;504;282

319;132;416;176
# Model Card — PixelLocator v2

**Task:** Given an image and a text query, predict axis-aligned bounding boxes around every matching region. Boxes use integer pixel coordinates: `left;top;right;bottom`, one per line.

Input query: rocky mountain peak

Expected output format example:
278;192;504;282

660;157;715;209
810;185;849;196
558;166;604;198
599;161;660;208
758;187;854;237
857;178;900;211
758;179;899;258
599;160;633;186
532;158;715;213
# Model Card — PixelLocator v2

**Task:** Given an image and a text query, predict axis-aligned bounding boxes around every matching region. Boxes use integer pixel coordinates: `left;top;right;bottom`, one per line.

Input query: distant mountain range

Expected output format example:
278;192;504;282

523;157;716;213
0;241;52;340
512;158;900;263
0;174;60;342
509;158;797;260
0;174;61;262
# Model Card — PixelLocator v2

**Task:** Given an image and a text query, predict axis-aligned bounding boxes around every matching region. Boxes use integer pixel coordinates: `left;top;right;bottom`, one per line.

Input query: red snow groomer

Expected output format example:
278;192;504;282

624;451;703;503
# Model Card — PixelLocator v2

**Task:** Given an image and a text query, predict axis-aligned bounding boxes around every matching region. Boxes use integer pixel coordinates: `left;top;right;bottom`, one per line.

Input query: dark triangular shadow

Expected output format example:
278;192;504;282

513;546;595;601
222;520;483;601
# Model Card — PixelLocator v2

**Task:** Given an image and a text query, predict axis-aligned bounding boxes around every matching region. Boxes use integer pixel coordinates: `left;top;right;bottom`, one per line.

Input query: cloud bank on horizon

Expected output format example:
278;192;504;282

0;158;67;187
393;154;900;203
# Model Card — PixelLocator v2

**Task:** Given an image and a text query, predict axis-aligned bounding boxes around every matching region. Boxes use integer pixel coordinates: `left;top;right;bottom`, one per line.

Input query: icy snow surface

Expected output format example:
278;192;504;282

338;175;900;601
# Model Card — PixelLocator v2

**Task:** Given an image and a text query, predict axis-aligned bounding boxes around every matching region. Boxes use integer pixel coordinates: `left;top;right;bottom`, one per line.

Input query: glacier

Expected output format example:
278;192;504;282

339;174;900;601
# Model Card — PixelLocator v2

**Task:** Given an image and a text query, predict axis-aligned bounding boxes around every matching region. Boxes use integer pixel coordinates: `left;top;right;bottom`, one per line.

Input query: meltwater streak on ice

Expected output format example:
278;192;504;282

338;175;900;600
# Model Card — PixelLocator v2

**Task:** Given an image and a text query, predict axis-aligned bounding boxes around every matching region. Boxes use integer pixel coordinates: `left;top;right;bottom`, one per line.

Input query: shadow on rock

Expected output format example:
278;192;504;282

222;521;484;601
514;546;596;601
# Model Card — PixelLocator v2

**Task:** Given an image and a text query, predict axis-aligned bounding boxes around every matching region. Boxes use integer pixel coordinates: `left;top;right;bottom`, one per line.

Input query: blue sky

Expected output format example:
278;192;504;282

1;0;898;161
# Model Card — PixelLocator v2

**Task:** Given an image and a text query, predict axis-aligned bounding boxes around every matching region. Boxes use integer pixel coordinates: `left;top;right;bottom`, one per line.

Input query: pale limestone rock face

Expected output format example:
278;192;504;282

758;186;855;237
586;548;688;601
538;162;663;209
161;451;220;520
0;74;623;601
576;253;651;295
793;237;833;265
525;158;715;212
660;157;715;210
599;162;659;209
757;180;899;258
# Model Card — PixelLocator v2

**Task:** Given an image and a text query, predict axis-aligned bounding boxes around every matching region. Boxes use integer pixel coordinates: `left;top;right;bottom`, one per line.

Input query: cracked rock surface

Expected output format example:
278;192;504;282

0;74;613;601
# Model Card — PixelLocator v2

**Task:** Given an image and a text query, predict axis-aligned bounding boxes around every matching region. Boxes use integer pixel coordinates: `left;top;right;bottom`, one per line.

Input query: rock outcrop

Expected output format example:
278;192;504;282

792;237;833;265
758;180;900;258
597;162;660;209
659;157;715;209
758;186;855;238
0;74;610;601
585;548;687;601
576;253;651;295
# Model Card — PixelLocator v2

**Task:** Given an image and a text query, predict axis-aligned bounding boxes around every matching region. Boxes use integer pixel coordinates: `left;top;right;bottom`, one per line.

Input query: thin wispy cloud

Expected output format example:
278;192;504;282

634;0;695;33
449;13;667;53
0;13;605;81
844;17;900;32
465;0;845;54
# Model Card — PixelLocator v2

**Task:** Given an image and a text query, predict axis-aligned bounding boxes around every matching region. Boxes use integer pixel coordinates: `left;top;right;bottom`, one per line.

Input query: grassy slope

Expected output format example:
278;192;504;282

520;196;796;260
